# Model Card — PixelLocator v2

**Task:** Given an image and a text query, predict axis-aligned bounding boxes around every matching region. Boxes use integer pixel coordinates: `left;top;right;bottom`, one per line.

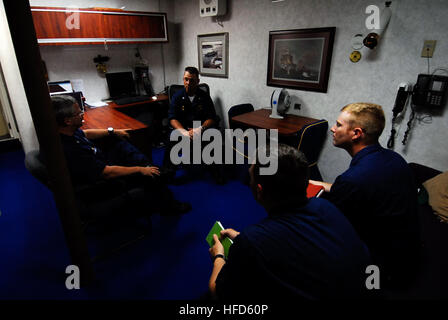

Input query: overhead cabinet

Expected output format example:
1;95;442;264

31;7;168;45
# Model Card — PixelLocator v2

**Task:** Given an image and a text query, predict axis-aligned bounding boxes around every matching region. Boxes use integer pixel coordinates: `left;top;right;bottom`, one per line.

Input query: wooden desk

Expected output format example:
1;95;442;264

231;109;318;136
81;94;168;130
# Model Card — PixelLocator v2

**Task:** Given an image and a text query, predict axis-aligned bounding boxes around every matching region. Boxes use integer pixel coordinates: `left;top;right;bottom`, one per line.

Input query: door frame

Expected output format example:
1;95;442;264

0;63;20;140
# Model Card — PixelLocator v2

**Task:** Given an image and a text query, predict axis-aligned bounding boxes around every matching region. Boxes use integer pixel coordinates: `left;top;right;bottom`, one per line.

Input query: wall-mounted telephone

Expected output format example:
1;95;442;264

388;74;448;148
412;74;448;108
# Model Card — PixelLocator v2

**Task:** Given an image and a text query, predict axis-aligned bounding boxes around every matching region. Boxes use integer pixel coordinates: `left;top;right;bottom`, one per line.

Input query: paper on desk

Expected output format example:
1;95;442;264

86;101;108;108
71;79;84;93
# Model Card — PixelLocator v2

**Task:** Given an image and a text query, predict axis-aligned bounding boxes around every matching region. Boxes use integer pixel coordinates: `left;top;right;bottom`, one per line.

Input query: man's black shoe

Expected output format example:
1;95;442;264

160;200;192;216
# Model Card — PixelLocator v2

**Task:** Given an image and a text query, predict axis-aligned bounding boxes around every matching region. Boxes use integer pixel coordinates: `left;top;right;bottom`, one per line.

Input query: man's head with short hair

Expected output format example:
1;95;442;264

341;103;385;142
249;144;309;211
183;66;200;96
331;102;385;153
51;95;82;128
184;66;199;77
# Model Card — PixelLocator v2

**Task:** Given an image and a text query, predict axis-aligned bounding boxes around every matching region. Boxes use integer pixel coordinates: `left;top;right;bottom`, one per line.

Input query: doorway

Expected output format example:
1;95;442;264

0;64;19;141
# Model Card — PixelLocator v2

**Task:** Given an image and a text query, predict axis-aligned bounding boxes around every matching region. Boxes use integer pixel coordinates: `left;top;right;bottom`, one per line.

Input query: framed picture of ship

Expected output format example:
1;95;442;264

267;27;335;93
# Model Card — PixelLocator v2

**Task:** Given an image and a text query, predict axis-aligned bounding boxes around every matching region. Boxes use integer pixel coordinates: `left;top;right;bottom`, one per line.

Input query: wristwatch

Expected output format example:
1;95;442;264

107;127;114;135
213;254;225;262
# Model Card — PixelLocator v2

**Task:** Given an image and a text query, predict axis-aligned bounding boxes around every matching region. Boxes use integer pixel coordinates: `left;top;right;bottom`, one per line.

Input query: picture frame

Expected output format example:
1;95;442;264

267;27;336;93
197;32;229;78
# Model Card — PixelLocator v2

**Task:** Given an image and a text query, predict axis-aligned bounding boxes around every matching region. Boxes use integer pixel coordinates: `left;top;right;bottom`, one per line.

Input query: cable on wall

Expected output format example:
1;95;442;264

215;16;224;27
431;68;448;76
158;0;166;90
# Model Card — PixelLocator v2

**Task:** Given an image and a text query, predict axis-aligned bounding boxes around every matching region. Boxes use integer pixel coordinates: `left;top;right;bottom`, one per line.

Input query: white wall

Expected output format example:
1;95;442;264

30;0;177;103
172;0;448;181
0;0;38;152
23;0;448;181
0;101;8;137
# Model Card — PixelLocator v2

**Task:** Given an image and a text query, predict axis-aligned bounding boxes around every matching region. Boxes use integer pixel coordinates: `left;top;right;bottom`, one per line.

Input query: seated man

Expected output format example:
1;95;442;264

163;66;224;184
208;144;372;300
310;102;420;288
51;95;191;215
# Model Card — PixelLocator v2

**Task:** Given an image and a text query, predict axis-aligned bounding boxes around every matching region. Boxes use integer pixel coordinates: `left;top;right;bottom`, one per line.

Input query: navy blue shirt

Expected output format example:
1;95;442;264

60;129;149;185
215;198;371;300
168;87;217;129
326;144;419;279
60;129;107;185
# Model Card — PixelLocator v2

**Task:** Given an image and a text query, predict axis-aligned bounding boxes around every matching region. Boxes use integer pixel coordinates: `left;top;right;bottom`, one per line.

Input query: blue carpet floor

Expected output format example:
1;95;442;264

0;147;265;299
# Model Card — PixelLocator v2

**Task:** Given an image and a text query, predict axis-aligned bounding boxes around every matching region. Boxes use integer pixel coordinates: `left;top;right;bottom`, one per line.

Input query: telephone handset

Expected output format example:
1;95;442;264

387;83;411;149
393;85;409;116
412;74;448;108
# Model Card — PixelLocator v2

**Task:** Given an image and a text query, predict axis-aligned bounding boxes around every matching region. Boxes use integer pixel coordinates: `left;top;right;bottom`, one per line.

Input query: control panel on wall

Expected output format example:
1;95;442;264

199;0;227;17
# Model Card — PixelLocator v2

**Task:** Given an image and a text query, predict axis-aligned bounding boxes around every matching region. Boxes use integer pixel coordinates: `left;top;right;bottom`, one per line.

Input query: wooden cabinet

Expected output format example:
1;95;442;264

31;7;168;45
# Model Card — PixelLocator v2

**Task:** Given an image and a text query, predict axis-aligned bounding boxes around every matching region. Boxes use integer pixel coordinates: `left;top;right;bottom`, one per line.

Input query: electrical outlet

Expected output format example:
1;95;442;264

294;103;301;110
421;40;436;58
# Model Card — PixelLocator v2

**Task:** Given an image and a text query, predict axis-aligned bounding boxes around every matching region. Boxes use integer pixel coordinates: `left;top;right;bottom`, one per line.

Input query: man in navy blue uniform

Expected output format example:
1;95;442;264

310;102;420;289
163;66;224;184
52;95;191;215
208;144;372;300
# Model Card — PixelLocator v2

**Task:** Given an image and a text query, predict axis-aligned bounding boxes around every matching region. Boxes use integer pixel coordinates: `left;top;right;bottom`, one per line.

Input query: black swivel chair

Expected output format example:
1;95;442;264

24;148;151;262
168;84;184;104
167;83;219;126
295;119;329;181
227;103;255;181
168;83;210;105
227;103;255;160
166;83;225;182
228;103;254;129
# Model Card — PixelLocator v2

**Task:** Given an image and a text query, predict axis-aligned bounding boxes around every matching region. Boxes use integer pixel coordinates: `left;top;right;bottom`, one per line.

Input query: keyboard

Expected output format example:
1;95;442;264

113;95;150;105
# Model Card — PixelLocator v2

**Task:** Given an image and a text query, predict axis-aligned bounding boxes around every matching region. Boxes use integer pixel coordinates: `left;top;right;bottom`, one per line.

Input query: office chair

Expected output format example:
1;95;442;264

168;83;210;104
228;103;254;129
168;84;184;105
227;103;255;182
198;83;210;95
295;119;328;181
167;83;219;127
24;149;151;262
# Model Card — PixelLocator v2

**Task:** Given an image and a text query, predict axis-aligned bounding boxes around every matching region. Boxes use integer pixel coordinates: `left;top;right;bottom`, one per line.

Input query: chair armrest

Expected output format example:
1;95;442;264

74;177;133;202
409;162;443;186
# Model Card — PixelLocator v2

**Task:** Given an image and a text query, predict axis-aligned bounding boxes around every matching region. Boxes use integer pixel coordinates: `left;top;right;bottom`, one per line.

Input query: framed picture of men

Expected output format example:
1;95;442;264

267;27;336;93
197;32;229;78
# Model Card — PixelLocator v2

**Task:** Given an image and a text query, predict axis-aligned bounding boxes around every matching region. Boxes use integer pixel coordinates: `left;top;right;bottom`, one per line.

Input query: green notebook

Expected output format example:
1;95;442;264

206;221;233;258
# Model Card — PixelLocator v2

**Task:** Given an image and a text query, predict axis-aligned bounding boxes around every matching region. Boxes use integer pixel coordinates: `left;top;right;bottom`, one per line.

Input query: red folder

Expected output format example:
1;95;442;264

307;183;325;198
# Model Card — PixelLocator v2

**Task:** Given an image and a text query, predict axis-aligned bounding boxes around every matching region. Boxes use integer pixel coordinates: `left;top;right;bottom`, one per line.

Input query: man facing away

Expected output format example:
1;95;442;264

311;102;420;289
51;95;191;215
208;144;372;300
163;66;225;184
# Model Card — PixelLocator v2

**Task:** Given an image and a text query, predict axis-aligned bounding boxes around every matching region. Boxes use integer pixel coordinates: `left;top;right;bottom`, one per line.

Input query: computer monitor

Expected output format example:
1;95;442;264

47;80;73;95
56;91;85;111
105;72;136;99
